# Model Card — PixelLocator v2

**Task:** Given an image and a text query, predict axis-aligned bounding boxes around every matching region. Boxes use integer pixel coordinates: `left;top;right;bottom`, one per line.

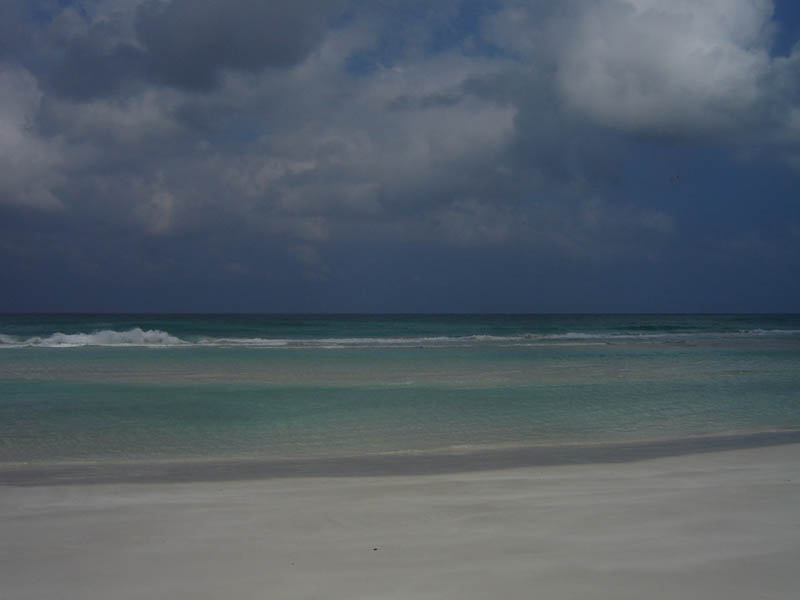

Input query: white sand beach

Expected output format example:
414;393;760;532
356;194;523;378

2;443;800;600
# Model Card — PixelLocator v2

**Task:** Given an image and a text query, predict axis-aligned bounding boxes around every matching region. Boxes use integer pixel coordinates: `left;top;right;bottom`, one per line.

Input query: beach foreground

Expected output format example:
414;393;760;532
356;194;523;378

2;444;800;599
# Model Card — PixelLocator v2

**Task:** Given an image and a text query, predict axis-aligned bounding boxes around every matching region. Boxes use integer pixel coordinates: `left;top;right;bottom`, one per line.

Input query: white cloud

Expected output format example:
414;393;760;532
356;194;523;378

556;0;773;136
1;0;797;272
485;0;780;138
136;186;175;234
43;88;183;147
0;63;64;209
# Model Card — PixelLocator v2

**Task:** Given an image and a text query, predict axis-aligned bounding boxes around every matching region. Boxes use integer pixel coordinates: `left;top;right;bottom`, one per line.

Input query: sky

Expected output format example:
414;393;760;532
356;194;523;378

1;0;799;313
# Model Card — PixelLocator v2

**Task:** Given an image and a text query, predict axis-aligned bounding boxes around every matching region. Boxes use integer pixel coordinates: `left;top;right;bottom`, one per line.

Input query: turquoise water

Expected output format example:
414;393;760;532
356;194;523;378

1;314;799;464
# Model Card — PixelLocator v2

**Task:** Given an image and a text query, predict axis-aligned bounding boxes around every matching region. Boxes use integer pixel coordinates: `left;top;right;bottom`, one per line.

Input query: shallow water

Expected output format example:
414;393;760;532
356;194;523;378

2;314;799;464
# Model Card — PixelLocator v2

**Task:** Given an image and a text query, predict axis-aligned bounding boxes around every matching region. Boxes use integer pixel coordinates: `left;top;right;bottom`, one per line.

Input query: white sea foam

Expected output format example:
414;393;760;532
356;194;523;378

0;328;186;347
0;333;19;342
739;328;800;336
1;327;797;349
197;337;290;347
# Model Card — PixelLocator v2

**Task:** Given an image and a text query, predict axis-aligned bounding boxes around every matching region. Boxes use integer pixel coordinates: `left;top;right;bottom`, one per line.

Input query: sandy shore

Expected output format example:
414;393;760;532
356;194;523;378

2;443;800;599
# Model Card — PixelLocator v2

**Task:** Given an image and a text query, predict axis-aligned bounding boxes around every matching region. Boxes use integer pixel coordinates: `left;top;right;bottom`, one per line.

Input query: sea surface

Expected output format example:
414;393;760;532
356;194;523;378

1;314;800;476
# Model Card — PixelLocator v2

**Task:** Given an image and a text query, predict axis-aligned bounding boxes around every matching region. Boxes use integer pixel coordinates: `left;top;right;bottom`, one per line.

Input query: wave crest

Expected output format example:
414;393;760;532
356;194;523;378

1;326;798;349
0;328;186;347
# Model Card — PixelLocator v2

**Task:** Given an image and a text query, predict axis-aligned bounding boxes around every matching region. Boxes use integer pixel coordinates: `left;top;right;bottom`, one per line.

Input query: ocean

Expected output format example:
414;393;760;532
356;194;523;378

2;314;799;480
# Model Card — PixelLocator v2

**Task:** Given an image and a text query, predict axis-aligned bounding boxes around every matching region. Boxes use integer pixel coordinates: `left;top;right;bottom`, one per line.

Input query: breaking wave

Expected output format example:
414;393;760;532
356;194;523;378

1;327;798;349
0;328;186;348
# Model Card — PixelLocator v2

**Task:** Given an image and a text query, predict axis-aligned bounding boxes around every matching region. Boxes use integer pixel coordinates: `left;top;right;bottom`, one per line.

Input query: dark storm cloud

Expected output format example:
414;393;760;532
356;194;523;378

135;0;337;90
1;0;799;311
46;33;143;100
16;0;341;99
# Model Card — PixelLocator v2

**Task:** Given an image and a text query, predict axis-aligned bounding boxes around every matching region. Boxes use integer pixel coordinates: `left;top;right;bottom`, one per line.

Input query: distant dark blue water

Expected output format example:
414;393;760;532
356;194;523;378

1;314;799;464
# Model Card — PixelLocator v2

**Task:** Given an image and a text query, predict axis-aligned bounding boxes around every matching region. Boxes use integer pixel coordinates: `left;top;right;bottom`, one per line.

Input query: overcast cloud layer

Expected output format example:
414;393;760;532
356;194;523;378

1;0;799;312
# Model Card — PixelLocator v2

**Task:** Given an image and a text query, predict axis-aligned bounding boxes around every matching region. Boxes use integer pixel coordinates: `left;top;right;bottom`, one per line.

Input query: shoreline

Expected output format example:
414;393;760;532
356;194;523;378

3;429;800;486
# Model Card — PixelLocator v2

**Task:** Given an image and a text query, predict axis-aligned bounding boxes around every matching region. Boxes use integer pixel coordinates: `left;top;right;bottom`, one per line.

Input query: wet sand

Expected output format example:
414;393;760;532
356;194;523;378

2;443;800;599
